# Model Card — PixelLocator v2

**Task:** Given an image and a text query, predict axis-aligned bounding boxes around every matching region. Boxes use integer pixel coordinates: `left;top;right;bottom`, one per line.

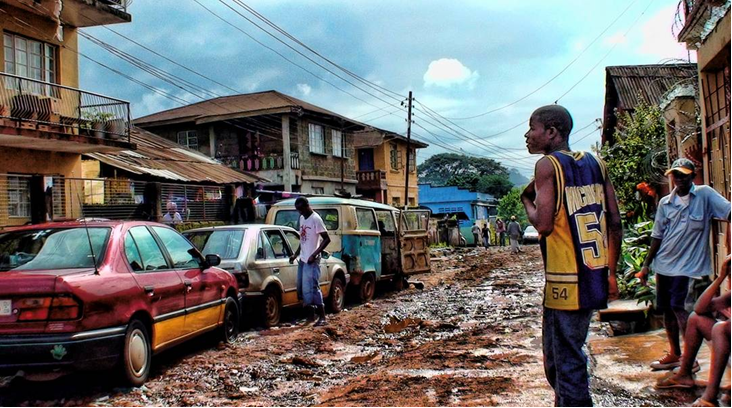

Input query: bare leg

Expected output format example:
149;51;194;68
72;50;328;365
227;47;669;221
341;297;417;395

675;308;690;343
700;320;731;404
665;310;682;356
673;313;715;384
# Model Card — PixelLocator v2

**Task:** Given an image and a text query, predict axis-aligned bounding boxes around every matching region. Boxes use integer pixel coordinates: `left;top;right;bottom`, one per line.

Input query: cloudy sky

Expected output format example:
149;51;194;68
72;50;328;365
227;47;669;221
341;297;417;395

80;0;692;175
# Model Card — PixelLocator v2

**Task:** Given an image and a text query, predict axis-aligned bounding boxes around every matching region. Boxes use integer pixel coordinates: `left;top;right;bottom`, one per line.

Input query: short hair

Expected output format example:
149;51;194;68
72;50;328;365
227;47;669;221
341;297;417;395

295;197;309;207
166;201;177;212
531;105;574;139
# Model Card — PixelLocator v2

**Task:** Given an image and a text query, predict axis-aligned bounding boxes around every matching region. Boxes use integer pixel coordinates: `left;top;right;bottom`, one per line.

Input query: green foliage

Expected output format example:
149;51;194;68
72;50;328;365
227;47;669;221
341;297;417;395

617;210;655;304
174;221;225;232
429;242;450;249
496;187;528;228
600;102;667;214
418;153;516;198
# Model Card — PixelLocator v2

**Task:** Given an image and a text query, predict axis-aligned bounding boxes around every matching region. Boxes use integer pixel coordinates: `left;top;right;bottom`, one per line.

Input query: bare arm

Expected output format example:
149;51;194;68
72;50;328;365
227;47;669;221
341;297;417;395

636;238;662;285
604;177;623;300
307;231;332;264
695;256;730;315
521;157;556;236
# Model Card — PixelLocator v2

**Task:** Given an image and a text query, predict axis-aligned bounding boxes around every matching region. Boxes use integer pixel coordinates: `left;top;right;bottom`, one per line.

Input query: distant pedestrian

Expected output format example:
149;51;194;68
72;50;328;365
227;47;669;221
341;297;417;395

507;216;522;254
289;197;332;326
471;223;481;247
637;158;730;372
482;223;491;248
162;201;182;225
521;104;622;407
496;218;506;247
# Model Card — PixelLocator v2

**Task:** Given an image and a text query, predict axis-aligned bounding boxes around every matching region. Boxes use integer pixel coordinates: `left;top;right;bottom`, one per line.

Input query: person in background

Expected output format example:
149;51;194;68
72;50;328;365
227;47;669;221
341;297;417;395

471;223;481;248
289;197;331;327
162;201;182;225
656;255;730;408
637;158;730;372
507;216;523;254
496;218;506;247
482;223;491;249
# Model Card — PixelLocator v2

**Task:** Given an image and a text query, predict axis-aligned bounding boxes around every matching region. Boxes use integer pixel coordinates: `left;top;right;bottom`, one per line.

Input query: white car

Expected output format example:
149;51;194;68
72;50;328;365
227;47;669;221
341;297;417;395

523;225;540;244
183;224;349;327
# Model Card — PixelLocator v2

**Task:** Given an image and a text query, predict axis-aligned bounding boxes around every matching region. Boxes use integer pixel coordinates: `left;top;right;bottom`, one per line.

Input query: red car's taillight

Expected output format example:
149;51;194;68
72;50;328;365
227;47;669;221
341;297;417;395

17;295;81;321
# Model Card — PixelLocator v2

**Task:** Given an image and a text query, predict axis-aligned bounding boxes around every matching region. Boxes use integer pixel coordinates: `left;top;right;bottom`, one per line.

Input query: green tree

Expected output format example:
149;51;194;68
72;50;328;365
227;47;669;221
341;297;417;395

497;187;528;228
477;174;513;198
600;102;667;215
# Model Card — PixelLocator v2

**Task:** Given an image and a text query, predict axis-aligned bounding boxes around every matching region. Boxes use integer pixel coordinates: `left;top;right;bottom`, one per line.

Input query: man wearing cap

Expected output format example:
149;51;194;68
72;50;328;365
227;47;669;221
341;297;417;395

507;216;523;254
637;158;730;371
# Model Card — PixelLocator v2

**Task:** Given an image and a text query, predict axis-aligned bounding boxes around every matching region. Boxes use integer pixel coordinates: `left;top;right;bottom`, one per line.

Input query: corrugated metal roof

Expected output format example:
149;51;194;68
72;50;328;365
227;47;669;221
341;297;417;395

85;127;268;185
606;64;698;110
353;129;430;149
133;90;368;128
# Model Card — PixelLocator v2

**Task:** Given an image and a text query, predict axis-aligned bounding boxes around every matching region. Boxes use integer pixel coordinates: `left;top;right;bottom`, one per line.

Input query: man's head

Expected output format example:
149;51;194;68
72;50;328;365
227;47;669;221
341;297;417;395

295;196;311;216
665;158;696;195
166;201;177;213
511;215;516;221
525;105;574;154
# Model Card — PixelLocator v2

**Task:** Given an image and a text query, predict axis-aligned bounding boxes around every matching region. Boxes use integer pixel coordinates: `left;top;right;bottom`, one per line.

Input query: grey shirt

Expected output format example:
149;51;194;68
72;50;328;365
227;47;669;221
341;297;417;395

507;221;522;239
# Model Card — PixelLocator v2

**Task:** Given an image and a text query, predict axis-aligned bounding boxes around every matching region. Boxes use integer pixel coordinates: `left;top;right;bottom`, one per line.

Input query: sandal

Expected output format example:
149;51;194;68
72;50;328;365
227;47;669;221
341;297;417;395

691;398;718;407
656;374;695;389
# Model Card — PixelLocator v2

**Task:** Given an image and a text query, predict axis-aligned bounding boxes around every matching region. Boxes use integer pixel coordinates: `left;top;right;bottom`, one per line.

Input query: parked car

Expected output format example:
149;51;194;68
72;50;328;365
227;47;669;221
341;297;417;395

183;224;349;327
0;221;240;386
267;197;431;302
523;225;540;244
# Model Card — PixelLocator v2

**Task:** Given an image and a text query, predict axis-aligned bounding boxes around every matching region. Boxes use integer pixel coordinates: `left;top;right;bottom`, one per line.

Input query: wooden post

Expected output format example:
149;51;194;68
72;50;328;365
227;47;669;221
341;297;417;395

404;91;413;209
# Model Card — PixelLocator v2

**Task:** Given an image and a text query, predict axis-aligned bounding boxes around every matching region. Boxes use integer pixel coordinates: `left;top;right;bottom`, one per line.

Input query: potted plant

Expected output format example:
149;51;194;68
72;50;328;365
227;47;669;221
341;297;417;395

81;110;116;138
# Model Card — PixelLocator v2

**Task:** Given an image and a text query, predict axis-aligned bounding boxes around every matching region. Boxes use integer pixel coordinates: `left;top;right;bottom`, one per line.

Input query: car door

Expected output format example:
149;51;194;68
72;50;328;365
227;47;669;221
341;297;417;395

399;210;432;276
124;226;186;350
151;226;222;336
261;229;298;306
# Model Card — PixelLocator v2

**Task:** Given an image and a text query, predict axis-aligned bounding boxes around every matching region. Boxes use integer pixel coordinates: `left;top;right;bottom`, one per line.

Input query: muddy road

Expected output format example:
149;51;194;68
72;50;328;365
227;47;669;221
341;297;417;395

1;247;683;406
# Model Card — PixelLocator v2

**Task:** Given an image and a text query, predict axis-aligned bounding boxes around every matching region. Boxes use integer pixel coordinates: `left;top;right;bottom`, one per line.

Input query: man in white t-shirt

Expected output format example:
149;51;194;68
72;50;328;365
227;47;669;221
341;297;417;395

289;197;331;326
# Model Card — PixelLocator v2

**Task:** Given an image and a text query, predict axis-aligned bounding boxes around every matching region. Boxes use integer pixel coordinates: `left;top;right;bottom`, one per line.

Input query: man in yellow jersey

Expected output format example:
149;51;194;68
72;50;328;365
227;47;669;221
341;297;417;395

521;105;622;406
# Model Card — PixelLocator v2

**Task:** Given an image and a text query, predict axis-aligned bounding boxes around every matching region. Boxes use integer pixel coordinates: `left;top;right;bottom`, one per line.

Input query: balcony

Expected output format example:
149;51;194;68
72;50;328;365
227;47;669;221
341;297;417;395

6;0;132;27
0;73;133;153
357;169;387;191
220;152;300;172
674;0;728;47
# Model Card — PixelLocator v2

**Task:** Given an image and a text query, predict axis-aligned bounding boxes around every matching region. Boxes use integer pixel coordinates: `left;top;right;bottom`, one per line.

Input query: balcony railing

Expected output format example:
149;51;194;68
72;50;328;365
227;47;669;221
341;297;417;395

220;152;300;172
0;73;130;143
357;169;387;190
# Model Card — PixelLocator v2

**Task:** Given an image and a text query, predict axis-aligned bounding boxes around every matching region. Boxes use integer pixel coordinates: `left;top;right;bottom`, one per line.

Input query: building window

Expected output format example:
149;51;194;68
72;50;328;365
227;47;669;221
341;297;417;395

309;123;325;154
408;149;416;172
390;143;401;170
176;130;198;150
392;196;401;207
4;33;57;84
8;176;30;218
331;129;343;157
312;187;325;195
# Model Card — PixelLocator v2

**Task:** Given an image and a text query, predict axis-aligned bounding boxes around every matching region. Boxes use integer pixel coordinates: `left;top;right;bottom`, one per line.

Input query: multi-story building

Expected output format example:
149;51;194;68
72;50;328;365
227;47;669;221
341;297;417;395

0;0;132;226
135;91;366;197
353;128;428;207
675;0;730;272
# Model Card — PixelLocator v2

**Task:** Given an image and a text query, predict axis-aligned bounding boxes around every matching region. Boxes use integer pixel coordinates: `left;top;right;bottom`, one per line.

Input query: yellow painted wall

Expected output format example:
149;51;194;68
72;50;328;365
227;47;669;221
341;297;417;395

0;4;79;88
356;137;421;206
0;147;82;226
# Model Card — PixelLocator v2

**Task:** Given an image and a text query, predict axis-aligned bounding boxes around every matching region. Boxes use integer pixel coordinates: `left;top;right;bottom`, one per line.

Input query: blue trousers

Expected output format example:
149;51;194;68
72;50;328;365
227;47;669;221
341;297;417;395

543;307;594;407
297;261;323;307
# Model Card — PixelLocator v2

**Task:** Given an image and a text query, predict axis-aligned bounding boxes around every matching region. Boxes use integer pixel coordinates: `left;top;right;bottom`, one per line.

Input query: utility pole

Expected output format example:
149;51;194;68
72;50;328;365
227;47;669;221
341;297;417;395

404;91;413;210
339;119;345;196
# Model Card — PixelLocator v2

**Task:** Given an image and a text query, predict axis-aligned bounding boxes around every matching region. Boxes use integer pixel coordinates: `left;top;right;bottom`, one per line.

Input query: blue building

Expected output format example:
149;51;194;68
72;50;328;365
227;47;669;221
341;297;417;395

418;184;498;245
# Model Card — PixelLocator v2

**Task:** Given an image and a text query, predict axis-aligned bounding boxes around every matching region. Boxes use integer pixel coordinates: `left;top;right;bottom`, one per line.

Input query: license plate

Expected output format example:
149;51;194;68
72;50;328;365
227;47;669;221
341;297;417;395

0;300;10;316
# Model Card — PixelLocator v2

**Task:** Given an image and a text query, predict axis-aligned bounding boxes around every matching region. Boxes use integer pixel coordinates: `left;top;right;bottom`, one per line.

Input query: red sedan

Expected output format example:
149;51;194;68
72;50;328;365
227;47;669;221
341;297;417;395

0;221;240;386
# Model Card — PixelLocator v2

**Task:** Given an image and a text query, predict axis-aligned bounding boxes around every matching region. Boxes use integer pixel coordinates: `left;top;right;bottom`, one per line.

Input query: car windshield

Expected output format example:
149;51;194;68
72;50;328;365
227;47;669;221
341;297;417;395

0;228;111;272
184;229;245;260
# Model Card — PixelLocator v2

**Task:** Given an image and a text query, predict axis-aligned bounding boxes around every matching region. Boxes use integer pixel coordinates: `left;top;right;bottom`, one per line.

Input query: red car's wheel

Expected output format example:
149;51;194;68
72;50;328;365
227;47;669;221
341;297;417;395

219;296;240;343
120;319;151;386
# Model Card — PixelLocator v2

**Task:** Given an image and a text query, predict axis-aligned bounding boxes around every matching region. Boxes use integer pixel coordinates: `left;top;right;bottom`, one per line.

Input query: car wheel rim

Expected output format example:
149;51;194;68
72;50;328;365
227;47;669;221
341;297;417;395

334;284;343;308
128;328;148;377
266;296;277;321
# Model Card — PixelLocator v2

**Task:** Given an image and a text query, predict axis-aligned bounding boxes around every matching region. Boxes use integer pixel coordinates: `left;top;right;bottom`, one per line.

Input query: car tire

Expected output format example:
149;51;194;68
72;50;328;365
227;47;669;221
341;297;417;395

358;273;376;303
262;287;281;327
219;296;240;343
328;276;346;313
120;319;152;387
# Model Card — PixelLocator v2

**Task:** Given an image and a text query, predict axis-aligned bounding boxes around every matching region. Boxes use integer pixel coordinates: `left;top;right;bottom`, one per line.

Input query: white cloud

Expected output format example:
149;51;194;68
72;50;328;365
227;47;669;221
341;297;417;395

636;4;694;61
604;32;628;46
423;58;479;89
296;83;312;96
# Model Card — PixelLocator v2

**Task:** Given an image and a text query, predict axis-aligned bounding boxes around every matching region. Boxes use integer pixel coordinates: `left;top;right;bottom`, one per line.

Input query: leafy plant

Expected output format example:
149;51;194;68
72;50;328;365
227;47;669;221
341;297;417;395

617;211;656;304
496;187;528;229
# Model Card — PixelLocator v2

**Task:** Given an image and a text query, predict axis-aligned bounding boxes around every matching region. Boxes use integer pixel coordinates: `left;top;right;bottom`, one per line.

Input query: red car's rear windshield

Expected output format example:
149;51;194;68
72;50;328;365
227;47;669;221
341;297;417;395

0;227;111;272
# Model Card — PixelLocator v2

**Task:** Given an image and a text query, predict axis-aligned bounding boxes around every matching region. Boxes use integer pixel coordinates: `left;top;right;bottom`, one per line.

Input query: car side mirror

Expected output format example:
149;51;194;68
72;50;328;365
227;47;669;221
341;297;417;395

322;251;331;260
204;254;221;268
